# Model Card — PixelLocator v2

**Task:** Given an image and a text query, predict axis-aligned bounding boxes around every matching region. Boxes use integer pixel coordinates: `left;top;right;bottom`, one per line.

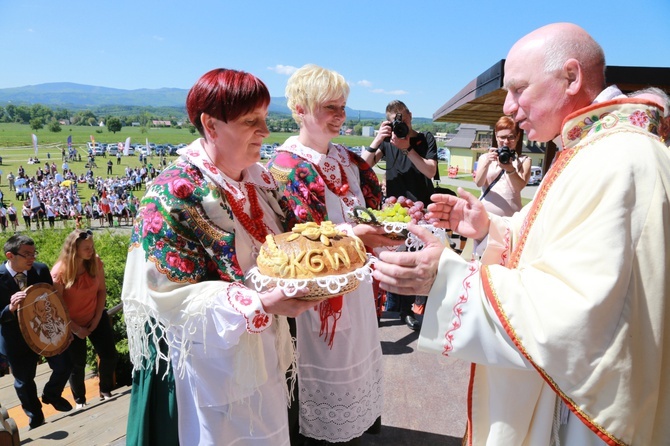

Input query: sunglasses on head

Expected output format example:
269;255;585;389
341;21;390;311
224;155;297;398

78;230;93;240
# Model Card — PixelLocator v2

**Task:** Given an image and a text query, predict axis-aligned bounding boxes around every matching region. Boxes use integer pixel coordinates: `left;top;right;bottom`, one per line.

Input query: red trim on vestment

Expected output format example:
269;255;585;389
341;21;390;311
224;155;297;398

480;267;624;445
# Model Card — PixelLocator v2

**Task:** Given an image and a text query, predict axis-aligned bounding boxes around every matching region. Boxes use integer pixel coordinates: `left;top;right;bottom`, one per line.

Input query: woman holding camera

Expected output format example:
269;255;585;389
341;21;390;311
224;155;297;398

474;116;532;217
473;116;531;256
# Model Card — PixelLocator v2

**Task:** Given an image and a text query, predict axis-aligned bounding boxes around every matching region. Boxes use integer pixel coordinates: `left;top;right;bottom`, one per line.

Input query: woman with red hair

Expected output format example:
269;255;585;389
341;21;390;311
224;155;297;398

122;68;314;445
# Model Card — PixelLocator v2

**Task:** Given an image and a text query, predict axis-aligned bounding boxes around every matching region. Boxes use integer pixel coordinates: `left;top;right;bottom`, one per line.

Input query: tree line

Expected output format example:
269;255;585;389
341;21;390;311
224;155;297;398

0;103;457;136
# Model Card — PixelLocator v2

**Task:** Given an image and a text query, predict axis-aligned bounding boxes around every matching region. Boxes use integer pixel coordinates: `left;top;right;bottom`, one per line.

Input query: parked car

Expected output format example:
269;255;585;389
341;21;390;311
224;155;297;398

528;166;543;185
107;145;119;156
260;144;275;159
347;146;362;156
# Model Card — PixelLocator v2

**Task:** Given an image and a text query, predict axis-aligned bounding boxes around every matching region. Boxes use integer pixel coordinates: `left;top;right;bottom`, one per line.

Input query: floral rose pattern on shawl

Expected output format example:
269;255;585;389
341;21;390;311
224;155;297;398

130;159;244;285
268;149;382;230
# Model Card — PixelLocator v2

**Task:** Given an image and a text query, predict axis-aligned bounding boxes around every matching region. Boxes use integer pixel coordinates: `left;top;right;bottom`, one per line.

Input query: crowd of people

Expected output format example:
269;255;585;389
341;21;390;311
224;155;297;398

0;157;157;233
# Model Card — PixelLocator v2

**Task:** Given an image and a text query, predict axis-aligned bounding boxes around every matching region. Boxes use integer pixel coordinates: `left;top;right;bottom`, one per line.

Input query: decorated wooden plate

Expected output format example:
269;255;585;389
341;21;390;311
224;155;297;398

17;283;71;357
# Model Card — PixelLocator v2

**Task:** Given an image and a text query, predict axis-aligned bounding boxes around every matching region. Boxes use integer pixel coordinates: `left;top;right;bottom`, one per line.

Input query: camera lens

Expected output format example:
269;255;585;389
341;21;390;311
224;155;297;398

393;122;409;138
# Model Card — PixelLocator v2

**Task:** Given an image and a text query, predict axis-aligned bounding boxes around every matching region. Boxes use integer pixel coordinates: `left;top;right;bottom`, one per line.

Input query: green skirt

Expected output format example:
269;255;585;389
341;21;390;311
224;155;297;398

125;323;179;446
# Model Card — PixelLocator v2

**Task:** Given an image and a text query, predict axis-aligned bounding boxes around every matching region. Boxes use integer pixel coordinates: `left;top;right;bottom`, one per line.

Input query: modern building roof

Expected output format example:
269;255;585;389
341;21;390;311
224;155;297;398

446;124;490;149
434;59;670;126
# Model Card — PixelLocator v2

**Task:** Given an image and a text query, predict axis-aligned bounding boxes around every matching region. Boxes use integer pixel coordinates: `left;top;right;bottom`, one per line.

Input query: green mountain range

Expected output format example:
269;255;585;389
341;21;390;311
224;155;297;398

0;82;387;119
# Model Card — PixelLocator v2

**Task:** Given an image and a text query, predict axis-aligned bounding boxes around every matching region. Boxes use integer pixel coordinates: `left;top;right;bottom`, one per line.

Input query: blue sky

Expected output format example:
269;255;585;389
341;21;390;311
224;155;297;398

1;0;668;119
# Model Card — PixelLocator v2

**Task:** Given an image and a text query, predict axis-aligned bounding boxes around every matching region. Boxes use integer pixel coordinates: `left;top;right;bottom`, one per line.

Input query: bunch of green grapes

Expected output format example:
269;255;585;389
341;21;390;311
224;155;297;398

369;202;412;223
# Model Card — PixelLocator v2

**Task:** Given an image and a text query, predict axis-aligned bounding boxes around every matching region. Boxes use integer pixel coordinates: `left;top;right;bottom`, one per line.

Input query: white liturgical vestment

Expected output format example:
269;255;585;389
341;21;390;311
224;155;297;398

419;98;670;446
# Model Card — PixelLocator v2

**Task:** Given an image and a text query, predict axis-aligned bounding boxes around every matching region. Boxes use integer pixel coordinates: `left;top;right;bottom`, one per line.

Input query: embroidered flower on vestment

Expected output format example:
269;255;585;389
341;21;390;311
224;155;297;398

260;170;271;185
231;289;253;306
629;110;649;128
567;126;582;141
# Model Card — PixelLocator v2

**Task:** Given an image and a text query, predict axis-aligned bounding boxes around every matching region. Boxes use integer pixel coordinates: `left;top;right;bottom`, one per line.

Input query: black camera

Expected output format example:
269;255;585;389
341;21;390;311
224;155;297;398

496;145;516;164
384;113;410;142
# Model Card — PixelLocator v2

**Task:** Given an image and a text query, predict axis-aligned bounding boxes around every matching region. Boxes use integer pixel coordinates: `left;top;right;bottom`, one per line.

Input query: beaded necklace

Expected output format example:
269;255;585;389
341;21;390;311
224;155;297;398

222;183;269;244
312;161;350;196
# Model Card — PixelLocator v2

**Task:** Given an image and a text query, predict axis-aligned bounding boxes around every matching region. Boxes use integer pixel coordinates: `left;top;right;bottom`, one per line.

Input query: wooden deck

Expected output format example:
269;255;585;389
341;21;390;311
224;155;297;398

0;364;130;445
0;258;476;445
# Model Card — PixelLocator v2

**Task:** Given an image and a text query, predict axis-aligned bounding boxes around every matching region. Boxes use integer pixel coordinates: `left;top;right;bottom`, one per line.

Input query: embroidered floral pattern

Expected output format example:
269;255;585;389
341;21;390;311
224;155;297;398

133;158;243;284
512;102;663;268
226;283;271;333
443;261;479;356
565;104;660;142
629;109;649;128
499;227;511;266
268;146;382;231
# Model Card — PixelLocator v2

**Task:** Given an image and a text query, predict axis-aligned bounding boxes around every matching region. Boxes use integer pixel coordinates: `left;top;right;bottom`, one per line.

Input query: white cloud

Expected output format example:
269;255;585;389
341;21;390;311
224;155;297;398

371;88;408;95
153;35;164;42
27;28;34;33
356;80;372;87
268;65;298;76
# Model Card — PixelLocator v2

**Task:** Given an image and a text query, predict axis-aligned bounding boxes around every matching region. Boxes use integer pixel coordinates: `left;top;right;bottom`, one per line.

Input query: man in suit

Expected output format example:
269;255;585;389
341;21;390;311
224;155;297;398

0;234;73;429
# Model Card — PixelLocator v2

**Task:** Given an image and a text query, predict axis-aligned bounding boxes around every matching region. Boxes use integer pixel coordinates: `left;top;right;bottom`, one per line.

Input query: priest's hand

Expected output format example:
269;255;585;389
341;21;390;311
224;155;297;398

373;223;444;296
426;187;490;240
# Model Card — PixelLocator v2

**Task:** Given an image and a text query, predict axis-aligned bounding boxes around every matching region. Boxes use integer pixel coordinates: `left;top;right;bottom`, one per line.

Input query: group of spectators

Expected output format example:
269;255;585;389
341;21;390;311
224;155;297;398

0;153;148;233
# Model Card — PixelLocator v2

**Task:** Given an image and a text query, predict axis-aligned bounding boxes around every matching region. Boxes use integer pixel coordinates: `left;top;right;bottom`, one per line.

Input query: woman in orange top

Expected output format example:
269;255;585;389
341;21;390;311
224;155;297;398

52;229;118;409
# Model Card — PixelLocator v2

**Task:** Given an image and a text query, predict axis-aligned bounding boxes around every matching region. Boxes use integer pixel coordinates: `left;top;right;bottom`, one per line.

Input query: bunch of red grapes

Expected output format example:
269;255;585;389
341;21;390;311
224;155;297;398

372;196;427;223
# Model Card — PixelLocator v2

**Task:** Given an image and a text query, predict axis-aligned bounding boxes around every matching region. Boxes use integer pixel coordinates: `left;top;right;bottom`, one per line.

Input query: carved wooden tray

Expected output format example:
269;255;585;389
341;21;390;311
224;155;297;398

17;283;71;357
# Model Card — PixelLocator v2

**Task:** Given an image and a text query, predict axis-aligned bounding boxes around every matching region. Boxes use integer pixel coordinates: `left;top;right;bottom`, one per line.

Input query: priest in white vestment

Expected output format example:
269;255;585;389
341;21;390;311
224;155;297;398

372;23;670;446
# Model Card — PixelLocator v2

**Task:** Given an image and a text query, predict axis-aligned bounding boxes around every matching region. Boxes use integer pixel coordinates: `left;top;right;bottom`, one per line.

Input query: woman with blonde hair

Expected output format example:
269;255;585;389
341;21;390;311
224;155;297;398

269;64;392;445
51;229;118;409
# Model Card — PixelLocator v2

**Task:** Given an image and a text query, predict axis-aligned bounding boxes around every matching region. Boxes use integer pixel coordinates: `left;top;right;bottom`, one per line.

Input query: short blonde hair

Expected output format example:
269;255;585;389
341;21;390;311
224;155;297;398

285;64;350;125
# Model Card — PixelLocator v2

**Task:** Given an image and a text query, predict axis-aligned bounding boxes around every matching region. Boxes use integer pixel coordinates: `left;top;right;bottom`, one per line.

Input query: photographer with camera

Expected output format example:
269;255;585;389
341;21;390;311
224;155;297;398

363;100;438;331
473;116;531;255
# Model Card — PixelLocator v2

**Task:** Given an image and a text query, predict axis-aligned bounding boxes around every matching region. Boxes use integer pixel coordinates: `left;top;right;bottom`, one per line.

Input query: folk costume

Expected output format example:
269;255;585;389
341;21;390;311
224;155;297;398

268;136;384;443
418;97;670;445
122;139;295;445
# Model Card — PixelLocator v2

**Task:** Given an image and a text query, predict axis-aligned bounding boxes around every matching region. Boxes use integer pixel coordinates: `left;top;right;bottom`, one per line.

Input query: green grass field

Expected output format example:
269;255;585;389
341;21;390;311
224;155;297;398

0;123;481;207
0;122;376;149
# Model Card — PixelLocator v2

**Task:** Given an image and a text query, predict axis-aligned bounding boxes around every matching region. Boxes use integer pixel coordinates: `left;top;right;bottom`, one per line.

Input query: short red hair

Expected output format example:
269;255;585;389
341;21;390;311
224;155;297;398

186;68;270;137
494;115;518;133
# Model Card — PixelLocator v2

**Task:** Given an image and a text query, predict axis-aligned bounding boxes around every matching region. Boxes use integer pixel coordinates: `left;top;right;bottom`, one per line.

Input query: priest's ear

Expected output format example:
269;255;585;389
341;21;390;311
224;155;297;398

563;58;583;97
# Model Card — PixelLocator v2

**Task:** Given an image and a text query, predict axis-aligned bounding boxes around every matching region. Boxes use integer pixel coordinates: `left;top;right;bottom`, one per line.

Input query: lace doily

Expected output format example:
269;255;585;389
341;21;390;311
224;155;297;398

247;255;375;301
